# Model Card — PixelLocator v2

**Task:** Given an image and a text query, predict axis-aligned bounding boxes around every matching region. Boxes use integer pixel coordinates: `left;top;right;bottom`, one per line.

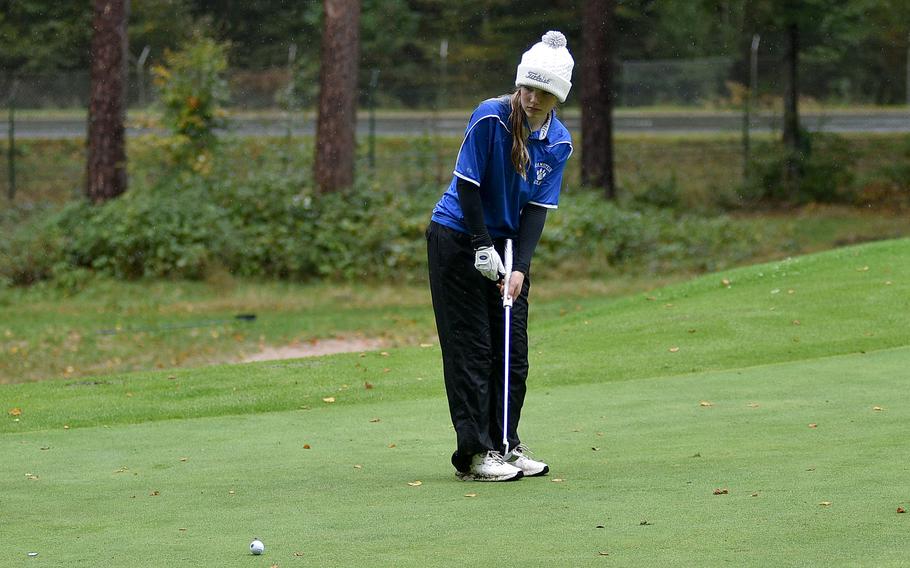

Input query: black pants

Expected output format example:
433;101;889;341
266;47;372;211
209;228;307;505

426;221;530;470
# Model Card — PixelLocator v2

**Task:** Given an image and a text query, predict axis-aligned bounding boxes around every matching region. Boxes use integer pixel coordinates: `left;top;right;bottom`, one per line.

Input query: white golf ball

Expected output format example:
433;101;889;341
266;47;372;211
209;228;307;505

250;539;265;555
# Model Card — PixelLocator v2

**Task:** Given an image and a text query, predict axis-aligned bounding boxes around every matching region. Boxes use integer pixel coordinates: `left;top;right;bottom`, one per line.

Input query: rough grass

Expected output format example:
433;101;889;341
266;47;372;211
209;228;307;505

2;239;910;566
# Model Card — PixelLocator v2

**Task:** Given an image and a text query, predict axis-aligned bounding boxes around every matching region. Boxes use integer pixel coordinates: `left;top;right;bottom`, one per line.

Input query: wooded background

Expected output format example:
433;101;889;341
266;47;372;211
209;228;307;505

2;0;909;109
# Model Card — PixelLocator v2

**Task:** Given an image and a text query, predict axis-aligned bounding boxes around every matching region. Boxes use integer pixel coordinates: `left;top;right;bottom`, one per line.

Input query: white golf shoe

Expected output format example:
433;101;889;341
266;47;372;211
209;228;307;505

455;451;523;482
506;444;549;477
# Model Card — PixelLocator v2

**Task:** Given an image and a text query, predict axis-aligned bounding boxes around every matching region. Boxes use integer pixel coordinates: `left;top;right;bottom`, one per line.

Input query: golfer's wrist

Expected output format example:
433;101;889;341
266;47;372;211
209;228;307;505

471;234;494;250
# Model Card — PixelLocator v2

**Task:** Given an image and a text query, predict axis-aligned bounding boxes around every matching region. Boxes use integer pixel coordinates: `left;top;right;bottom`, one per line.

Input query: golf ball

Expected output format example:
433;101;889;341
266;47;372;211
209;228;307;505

250;539;265;555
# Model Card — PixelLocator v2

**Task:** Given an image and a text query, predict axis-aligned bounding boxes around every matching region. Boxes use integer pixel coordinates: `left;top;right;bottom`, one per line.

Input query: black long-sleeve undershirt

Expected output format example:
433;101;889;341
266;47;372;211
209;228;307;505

455;177;548;276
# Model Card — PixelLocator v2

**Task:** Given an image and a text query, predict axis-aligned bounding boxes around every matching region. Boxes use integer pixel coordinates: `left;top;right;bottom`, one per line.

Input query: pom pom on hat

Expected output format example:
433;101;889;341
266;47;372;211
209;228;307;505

515;31;574;103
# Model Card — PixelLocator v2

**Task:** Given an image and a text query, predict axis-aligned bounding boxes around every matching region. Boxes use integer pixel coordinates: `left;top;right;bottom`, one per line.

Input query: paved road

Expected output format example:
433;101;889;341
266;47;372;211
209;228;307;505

3;111;908;139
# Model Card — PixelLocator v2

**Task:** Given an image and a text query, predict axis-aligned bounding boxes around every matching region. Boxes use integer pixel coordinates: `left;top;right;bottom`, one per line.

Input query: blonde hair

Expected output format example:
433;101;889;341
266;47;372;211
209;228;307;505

508;91;530;180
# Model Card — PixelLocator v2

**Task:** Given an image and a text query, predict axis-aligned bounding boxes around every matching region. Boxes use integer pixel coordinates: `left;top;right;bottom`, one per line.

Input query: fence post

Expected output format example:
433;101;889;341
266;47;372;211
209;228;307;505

137;45;151;108
6;80;17;202
368;68;379;170
743;34;760;181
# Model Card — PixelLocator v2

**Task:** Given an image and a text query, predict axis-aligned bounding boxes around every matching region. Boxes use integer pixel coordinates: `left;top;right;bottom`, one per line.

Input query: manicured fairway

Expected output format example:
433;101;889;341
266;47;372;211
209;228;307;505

2;239;909;566
3;347;909;566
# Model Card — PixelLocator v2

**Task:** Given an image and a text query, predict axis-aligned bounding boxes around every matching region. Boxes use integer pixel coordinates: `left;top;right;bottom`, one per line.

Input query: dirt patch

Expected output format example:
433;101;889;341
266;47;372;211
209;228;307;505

241;337;386;363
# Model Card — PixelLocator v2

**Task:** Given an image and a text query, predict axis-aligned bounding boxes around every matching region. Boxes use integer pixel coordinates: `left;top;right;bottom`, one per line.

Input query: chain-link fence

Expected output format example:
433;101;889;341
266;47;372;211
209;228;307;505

3;54;906;111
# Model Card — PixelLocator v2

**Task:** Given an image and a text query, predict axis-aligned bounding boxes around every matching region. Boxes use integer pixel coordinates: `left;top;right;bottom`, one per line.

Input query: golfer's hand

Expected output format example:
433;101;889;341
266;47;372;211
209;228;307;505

499;271;524;302
474;246;505;281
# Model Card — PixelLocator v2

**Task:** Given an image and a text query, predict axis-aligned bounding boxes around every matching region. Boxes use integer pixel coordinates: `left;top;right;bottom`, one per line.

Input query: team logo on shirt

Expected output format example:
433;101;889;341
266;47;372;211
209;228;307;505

534;162;552;185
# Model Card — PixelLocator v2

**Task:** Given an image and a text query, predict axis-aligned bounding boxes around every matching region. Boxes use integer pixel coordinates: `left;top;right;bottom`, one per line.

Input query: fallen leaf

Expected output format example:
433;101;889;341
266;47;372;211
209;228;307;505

8;408;22;416
699;401;713;407
381;352;390;357
819;501;832;507
713;488;729;495
364;381;374;389
295;552;305;557
383;368;391;373
596;525;605;529
898;507;906;514
592;447;600;451
369;418;381;423
598;551;610;556
25;473;39;480
464;493;477;498
228;490;235;495
40;446;50;451
639;520;652;526
388;443;397;448
322;397;336;403
179;457;188;462
353;465;363;469
747;403;760;408
407;480;422;487
150;490;160;496
551;478;565;483
721;278;731;287
178;528;187;532
751;492;759;497
857;266;870;272
303;444;311;449
808;423;818;428
792;320;801;325
873;406;884;412
669;346;680;353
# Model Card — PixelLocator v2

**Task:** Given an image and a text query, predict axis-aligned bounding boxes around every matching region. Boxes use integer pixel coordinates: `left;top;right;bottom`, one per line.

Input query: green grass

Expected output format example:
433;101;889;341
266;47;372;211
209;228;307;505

2;239;909;566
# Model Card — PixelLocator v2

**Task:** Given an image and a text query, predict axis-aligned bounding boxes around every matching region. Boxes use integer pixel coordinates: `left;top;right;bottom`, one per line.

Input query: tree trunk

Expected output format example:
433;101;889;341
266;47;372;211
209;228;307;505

782;21;801;196
315;0;361;194
86;0;129;204
580;0;616;200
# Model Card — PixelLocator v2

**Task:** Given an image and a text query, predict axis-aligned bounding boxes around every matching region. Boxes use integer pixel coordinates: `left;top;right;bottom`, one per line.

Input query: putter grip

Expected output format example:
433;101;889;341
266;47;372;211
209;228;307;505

503;239;513;308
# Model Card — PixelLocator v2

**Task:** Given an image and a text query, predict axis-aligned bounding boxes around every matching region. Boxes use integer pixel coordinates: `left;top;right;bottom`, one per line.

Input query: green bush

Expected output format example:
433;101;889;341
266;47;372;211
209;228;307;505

855;136;910;210
541;191;759;276
151;33;230;174
1;170;764;288
742;132;856;205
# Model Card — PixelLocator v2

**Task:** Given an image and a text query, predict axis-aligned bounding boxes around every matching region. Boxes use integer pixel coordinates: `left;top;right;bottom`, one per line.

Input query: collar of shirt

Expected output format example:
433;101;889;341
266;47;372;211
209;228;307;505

526;110;553;141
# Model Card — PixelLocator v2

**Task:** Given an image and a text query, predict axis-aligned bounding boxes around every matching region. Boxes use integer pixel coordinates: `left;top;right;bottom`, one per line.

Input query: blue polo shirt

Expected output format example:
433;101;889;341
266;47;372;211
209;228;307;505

431;96;573;239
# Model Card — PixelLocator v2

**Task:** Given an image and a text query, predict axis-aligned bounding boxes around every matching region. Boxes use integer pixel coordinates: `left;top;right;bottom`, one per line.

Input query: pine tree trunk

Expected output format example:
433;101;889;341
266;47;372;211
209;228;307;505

580;0;616;200
86;0;129;204
315;0;361;194
782;21;801;196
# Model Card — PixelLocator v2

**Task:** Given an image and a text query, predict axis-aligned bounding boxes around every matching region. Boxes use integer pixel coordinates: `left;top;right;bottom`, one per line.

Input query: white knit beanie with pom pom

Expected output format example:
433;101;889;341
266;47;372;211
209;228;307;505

515;31;574;103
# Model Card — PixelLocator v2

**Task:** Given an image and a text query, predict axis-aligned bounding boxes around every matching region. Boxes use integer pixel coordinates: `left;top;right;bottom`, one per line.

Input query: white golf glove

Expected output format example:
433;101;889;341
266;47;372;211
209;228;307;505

474;245;505;281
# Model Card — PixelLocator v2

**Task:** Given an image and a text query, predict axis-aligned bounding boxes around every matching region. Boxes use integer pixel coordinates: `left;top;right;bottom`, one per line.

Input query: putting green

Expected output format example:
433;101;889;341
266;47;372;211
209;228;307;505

4;346;908;567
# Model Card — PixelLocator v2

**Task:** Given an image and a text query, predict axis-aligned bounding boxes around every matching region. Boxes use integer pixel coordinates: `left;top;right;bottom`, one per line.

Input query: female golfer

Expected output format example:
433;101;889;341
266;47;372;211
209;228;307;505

426;31;574;481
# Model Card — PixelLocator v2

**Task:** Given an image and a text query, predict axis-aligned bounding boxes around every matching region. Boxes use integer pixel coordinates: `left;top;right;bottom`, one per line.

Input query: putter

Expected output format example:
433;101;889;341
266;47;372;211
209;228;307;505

502;239;513;458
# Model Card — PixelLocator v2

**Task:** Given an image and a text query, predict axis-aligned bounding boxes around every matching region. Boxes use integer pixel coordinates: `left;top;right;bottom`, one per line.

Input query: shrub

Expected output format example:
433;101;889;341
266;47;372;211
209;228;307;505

741;132;856;206
855;136;910;210
151;33;230;174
